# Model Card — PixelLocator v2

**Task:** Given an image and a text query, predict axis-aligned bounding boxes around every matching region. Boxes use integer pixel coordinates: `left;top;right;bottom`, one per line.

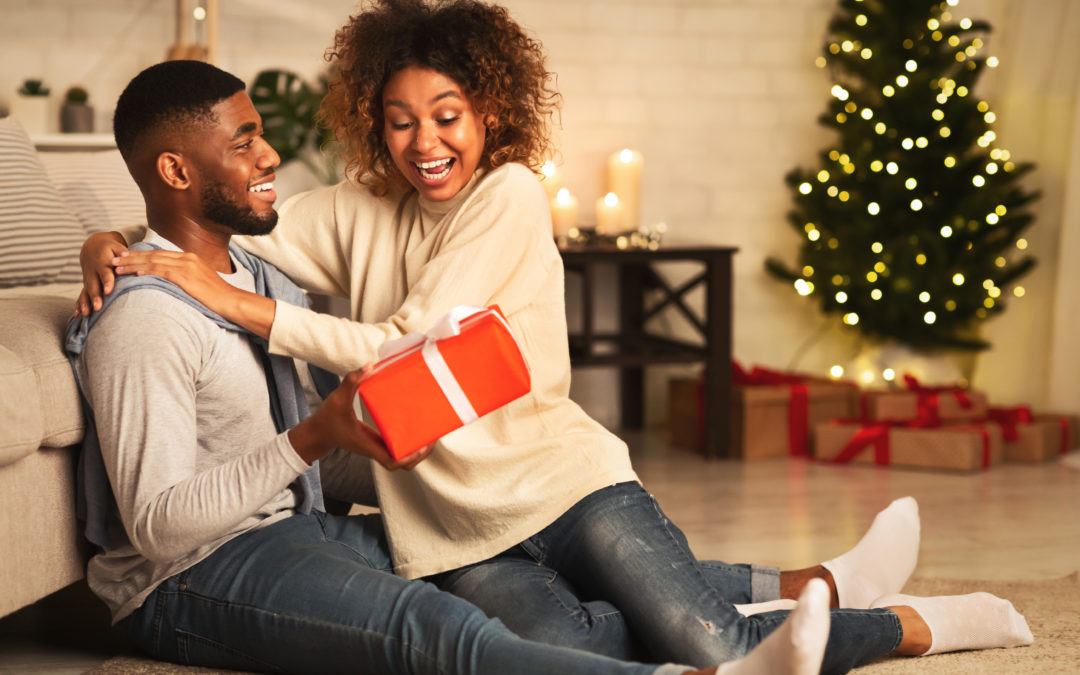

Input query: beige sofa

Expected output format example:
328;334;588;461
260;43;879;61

0;116;145;618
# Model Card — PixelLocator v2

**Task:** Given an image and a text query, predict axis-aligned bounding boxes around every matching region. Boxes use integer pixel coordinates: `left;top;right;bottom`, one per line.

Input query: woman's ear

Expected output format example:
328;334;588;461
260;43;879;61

156;151;191;190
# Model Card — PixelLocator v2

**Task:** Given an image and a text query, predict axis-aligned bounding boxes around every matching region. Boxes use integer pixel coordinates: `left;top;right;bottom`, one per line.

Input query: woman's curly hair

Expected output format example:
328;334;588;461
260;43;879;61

319;0;561;195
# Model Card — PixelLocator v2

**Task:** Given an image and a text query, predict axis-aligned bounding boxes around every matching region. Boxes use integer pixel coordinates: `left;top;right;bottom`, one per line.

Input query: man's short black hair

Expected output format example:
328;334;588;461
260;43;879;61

113;60;245;159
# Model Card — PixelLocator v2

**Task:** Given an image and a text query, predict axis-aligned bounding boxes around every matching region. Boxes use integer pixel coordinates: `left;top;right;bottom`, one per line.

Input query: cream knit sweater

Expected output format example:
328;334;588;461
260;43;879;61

235;163;636;578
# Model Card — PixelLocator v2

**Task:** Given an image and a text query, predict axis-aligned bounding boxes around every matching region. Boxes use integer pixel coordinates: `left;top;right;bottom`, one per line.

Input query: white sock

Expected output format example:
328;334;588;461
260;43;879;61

820;496;920;608
734;599;798;616
715;578;831;675
871;592;1033;655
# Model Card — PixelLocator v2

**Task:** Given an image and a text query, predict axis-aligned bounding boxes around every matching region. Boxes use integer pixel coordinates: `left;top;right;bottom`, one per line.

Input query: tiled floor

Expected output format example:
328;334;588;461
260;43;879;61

3;431;1078;673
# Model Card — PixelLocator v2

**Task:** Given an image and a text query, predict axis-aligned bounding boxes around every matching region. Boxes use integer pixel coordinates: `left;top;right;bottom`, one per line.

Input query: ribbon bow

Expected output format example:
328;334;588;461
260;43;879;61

987;405;1034;443
902;374;973;423
364;306;503;426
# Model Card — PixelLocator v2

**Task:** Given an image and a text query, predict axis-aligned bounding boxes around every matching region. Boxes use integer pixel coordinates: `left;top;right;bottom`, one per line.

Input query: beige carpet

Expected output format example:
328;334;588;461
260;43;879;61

87;573;1080;674
857;572;1080;673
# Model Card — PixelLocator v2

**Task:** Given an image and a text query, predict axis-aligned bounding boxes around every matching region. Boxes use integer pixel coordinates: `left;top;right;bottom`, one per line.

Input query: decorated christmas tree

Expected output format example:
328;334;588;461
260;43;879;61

766;0;1038;352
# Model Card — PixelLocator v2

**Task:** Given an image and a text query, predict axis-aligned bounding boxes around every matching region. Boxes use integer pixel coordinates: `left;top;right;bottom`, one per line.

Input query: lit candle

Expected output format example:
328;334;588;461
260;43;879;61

539;160;562;201
550;187;578;238
595;192;625;235
605;149;643;231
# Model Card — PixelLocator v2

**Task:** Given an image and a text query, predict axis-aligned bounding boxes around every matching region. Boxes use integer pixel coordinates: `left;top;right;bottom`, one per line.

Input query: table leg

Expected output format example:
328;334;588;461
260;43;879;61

619;263;645;429
703;253;733;458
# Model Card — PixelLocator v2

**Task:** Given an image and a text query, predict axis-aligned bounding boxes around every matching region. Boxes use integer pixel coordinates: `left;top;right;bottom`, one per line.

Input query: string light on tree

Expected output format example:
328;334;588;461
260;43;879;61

766;0;1039;353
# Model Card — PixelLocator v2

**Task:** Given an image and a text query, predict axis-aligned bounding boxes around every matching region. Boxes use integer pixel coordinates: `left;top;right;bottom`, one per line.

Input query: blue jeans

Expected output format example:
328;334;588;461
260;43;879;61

121;511;689;675
431;482;903;674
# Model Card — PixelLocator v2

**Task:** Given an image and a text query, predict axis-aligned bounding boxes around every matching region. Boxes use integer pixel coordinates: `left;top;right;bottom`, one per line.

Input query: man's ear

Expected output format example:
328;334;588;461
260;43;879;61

156;151;191;190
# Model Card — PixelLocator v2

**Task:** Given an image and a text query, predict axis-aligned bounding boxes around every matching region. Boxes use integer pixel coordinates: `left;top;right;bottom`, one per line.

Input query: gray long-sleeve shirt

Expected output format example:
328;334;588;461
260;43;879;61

76;239;313;622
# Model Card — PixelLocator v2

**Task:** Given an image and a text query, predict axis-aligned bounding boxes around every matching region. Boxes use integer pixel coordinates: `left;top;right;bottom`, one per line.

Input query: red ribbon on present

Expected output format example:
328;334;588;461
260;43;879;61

732;361;811;457
947;424;993;468
902;374;973;423
829;420;892;465
1056;416;1071;455
827;417;938;466
987;405;1034;443
829;418;990;468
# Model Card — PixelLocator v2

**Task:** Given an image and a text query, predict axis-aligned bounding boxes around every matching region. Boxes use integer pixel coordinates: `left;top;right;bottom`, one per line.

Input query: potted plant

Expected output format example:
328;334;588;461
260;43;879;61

60;85;94;133
11;79;51;134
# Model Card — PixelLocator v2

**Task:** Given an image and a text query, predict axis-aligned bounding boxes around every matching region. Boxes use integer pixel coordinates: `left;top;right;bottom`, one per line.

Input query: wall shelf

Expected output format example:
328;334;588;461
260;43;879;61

30;133;115;151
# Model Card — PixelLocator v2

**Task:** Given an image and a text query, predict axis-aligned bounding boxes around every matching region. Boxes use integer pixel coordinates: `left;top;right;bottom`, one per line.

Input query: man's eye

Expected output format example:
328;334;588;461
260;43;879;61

236;140;253;150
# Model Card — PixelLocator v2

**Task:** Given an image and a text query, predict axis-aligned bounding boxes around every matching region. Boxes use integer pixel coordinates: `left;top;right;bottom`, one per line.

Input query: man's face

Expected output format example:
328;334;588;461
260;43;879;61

191;91;281;236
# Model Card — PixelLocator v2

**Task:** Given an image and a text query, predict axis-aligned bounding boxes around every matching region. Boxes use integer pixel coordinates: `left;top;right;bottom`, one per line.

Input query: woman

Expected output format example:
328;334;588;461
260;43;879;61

79;0;1031;671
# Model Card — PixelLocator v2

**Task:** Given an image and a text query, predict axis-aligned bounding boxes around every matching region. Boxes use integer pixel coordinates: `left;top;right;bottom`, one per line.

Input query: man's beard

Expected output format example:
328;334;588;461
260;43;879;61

200;177;278;236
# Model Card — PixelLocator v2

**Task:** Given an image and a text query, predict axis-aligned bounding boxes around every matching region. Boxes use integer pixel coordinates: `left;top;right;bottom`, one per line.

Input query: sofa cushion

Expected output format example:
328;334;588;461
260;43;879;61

0;117;86;287
0;343;42;464
0;296;84;466
39;149;146;234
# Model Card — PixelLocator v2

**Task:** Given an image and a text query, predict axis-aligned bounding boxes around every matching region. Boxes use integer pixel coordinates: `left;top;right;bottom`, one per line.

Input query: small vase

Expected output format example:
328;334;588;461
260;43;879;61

60;103;94;133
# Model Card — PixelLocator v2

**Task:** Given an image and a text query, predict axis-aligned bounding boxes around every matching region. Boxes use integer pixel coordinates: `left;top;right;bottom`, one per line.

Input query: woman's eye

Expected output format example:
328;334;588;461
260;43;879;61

390;121;413;130
437;116;461;126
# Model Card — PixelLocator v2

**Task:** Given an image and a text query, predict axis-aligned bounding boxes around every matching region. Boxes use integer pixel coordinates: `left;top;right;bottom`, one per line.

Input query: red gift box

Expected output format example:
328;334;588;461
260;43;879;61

988;406;1074;462
813;418;1003;472
730;362;856;460
353;306;531;459
858;388;920;421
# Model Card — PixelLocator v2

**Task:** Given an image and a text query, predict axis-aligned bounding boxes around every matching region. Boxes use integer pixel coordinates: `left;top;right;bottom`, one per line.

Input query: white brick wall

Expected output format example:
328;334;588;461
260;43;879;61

1;0;1072;425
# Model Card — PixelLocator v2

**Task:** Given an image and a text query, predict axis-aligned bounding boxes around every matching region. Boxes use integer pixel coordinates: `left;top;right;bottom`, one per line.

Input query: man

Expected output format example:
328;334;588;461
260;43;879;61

64;60;829;675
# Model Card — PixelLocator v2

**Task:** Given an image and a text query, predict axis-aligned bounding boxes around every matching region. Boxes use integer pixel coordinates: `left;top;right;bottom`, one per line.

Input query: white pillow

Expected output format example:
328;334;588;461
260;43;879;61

39;148;146;234
0;117;86;287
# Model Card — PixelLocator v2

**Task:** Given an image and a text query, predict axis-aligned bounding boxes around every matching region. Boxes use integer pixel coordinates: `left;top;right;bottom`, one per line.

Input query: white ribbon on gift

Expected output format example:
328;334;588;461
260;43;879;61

365;305;510;425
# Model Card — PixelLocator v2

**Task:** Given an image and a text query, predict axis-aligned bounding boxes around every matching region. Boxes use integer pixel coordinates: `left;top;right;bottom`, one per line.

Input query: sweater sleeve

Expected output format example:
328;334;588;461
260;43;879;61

81;293;311;563
268;164;557;375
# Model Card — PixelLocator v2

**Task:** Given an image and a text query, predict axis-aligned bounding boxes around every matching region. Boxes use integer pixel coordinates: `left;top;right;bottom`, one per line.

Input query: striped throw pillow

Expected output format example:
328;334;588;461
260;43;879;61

0;116;86;287
39;149;146;234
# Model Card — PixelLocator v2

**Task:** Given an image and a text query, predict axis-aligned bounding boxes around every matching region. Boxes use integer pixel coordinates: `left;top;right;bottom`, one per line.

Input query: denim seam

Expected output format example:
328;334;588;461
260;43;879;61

175;628;279;672
645;492;718;593
173;589;451;675
542;572;623;621
316;514;385;570
885;607;904;652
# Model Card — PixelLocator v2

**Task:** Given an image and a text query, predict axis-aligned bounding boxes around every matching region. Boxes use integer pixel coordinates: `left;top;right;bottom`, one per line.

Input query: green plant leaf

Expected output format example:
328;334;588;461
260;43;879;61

249;70;317;165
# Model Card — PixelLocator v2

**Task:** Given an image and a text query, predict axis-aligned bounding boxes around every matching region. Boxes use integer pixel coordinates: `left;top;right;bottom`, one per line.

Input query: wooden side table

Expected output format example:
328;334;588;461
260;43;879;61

559;244;738;458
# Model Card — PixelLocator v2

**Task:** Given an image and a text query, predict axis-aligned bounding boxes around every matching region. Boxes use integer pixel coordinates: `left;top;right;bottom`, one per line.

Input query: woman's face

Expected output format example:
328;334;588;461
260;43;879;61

382;66;487;202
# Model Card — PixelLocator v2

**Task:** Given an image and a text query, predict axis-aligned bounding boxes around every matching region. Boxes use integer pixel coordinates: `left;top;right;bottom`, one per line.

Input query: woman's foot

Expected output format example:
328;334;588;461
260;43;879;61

820;496;920;608
713;578;831;675
873;592;1034;655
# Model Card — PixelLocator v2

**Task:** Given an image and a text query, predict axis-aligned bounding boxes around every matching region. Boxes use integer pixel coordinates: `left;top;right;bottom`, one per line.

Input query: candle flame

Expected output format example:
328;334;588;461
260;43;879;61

556;188;571;205
604;192;619;207
619;149;634;163
541;161;556;178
